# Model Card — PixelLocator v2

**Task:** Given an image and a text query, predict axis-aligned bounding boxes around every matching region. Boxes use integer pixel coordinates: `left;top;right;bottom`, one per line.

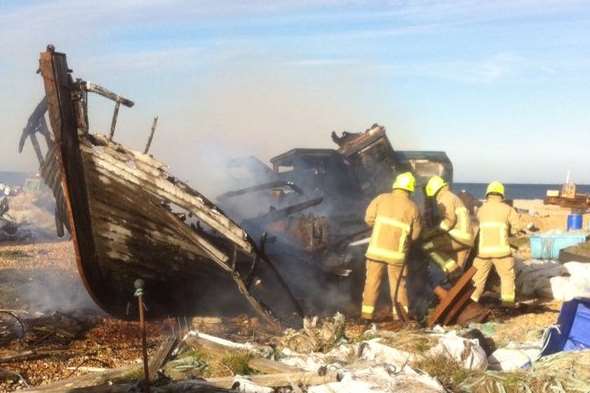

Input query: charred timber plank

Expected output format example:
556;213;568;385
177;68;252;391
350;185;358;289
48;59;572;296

92;225;226;276
89;178;231;266
91;207;210;261
217;180;304;200
29;133;45;166
87;179;230;268
40;117;68;236
80;140;252;254
18;96;48;153
38;48;110;311
108;101;120;140
88;143;251;252
231;273;280;331
144;116;158;154
149;334;178;376
442;286;474;325
39;115;54;147
427;266;477;328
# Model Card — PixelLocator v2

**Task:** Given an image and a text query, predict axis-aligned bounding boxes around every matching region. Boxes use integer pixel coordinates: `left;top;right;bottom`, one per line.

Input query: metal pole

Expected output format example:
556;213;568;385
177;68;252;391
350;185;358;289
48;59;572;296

134;279;150;393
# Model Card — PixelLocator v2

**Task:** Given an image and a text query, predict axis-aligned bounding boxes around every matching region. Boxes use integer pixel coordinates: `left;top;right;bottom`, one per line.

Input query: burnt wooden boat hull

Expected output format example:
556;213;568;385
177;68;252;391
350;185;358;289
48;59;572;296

36;46;301;326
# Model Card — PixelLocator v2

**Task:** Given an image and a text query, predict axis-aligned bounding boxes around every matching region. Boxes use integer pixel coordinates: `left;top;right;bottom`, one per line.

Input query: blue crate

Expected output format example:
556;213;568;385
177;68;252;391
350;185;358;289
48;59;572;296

530;231;588;260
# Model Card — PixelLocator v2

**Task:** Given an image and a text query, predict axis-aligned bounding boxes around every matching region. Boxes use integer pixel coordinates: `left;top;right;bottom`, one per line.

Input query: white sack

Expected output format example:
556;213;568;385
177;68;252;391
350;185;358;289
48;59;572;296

427;332;488;371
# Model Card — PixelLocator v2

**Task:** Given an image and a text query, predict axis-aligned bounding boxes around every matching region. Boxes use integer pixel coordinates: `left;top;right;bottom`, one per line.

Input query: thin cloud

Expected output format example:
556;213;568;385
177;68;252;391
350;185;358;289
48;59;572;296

285;58;361;67
382;53;559;84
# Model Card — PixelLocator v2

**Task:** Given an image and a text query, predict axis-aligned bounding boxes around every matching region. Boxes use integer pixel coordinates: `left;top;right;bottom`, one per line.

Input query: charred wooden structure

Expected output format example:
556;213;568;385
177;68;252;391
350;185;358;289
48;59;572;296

23;46;301;327
22;46;466;325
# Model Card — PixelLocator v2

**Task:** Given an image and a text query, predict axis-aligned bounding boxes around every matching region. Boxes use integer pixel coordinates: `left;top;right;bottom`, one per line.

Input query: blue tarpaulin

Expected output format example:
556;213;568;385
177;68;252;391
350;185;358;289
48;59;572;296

541;298;590;356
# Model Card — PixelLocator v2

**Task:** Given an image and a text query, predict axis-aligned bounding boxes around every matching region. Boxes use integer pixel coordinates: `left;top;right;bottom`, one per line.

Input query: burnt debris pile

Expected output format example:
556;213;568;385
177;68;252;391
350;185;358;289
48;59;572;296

20;46;458;330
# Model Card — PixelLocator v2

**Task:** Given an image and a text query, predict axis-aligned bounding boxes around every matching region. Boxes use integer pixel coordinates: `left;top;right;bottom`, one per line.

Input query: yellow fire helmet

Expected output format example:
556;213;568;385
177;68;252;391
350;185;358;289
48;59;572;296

425;175;447;197
392;172;416;193
486;181;505;198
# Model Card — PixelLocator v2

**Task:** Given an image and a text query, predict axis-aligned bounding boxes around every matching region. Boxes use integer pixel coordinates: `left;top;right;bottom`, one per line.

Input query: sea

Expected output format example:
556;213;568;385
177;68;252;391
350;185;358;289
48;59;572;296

0;171;31;186
454;183;590;200
1;171;589;201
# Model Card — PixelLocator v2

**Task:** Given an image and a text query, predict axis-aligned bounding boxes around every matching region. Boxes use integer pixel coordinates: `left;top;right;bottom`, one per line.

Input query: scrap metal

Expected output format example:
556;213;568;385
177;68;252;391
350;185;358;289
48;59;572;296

218;123;455;315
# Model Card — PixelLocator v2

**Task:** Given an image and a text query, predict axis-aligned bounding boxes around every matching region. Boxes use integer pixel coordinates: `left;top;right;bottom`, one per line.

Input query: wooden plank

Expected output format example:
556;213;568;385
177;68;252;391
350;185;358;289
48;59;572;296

207;371;338;389
185;335;302;374
427;266;477;328
88;150;251;253
22;366;141;393
149;335;179;376
87;179;230;267
81;137;252;253
144;116;158;154
442;286;474;325
85;82;134;108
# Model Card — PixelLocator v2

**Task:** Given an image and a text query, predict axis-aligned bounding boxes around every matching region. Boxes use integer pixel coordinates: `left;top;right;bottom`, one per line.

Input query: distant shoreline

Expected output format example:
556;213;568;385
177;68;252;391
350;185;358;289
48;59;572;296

0;171;32;186
1;171;588;201
454;182;590;200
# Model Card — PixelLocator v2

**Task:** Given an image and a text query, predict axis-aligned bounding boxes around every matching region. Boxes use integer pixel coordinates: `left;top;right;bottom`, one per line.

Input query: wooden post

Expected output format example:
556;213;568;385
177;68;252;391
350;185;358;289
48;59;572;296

144;116;159;154
38;45;111;312
109;101;120;140
134;279;150;393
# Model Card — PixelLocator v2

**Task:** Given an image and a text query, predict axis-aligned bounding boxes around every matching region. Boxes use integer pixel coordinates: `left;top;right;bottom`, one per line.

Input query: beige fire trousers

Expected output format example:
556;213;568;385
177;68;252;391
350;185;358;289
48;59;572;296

361;259;407;320
471;256;516;304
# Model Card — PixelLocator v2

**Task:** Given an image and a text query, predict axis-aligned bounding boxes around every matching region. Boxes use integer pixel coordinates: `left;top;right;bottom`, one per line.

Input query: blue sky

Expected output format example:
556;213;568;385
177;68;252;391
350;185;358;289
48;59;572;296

1;0;589;185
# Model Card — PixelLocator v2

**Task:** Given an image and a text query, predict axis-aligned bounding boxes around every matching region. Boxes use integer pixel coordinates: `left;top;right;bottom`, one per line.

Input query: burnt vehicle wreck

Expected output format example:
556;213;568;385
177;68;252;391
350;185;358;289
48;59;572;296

217;126;454;314
22;46;462;326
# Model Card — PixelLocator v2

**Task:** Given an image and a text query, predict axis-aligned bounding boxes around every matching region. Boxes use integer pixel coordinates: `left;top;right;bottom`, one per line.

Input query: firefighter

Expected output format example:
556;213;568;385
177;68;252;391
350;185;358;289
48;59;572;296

471;181;523;306
361;172;422;321
422;176;474;279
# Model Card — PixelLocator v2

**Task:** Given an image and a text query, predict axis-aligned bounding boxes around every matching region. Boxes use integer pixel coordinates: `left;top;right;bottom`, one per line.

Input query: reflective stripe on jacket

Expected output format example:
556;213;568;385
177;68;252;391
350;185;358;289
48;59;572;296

365;190;422;264
477;195;522;258
436;189;474;246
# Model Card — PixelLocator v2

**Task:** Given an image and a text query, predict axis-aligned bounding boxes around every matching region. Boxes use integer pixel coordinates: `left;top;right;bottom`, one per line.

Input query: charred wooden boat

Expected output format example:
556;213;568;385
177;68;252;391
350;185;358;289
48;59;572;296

23;46;301;327
23;46;464;325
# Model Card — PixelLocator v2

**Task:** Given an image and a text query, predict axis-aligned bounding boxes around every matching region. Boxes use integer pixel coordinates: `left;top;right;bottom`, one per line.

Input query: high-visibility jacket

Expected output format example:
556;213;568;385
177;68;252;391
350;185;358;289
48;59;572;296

436;188;474;246
477;195;522;258
365;190;422;264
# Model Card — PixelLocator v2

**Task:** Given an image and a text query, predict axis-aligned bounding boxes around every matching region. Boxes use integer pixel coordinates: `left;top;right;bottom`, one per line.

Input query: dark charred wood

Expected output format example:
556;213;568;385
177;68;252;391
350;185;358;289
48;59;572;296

217;180;304;201
18;97;48;154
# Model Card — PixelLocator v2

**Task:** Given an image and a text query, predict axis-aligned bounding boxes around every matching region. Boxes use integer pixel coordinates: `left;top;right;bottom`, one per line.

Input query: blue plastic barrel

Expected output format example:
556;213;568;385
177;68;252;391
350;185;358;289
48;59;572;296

567;214;583;231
